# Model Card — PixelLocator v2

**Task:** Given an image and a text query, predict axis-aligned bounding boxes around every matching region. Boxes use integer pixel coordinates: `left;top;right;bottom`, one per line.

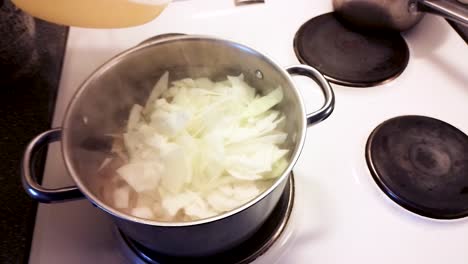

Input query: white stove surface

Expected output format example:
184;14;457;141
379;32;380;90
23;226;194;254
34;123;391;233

29;0;468;263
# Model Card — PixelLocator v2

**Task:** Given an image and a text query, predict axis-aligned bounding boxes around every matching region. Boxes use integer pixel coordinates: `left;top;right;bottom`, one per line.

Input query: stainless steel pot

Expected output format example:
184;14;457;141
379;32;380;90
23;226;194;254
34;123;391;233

21;35;334;256
333;0;468;31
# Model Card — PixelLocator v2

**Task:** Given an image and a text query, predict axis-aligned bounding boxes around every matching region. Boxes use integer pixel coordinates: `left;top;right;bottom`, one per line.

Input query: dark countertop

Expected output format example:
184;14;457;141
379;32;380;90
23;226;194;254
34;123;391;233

0;5;68;262
0;4;466;263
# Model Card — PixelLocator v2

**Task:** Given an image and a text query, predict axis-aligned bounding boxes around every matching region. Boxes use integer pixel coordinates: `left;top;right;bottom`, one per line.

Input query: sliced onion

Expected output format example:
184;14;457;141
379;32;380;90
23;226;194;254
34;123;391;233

109;72;290;221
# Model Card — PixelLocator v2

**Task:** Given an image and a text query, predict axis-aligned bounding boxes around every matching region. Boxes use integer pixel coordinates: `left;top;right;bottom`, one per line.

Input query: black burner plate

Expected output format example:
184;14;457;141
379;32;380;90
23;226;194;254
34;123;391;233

294;12;409;87
366;115;468;219
119;174;295;263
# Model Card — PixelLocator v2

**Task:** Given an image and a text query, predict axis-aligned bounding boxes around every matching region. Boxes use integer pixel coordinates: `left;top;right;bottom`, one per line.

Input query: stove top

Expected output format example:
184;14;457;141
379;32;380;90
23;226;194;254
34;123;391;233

29;0;468;263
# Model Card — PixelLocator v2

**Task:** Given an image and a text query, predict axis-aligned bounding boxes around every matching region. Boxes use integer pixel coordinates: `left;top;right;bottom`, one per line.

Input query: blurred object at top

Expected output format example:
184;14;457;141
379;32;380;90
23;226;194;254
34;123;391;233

333;0;468;32
11;0;172;28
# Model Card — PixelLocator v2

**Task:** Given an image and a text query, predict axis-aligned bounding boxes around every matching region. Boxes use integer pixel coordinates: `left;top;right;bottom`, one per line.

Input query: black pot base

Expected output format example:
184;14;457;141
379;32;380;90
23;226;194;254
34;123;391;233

116;174;295;264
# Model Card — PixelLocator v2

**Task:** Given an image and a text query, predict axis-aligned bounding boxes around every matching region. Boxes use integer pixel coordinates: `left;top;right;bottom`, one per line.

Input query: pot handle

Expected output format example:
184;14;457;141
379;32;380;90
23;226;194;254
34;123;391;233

21;128;84;203
417;0;468;28
286;65;335;126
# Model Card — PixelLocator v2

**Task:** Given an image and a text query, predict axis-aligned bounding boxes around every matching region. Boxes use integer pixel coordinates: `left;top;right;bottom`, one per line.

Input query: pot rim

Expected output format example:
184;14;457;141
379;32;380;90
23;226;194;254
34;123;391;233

62;35;307;227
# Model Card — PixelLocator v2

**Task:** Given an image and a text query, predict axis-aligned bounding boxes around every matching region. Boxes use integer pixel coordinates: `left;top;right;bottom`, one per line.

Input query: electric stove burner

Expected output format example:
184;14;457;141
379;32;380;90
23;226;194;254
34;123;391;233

117;174;295;264
366;116;468;219
293;12;409;87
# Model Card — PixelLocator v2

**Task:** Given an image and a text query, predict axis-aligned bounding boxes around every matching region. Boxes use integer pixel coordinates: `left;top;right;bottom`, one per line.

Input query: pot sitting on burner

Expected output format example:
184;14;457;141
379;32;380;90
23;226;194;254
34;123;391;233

366;115;468;219
116;175;295;264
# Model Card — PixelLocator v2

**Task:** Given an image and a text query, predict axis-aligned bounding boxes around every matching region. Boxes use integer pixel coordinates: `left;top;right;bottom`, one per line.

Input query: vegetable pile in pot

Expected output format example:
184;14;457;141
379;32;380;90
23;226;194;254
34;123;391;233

99;71;290;222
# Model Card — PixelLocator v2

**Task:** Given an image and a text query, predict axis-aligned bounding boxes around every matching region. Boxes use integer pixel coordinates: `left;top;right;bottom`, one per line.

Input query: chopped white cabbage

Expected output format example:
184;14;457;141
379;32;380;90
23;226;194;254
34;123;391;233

206;189;245;212
127;104;143;131
243;86;283;118
206;182;260;212
136;191;159;208
131;207;154;219
117;162;163;192
232;182;261;202
161;191;201;217
183;192;217;219
113;186;131;208
108;72;290;221
159;147;192;193
143;71;169;116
